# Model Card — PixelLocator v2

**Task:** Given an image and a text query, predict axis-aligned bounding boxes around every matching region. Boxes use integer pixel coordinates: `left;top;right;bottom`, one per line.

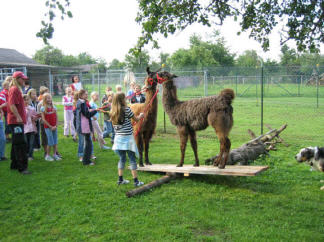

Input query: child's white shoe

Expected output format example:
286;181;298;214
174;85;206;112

134;181;144;187
53;154;62;161
117;179;130;185
45;155;54;161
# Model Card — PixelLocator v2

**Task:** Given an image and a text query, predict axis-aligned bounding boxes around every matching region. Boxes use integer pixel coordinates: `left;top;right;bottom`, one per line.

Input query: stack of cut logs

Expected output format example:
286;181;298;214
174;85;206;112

205;124;288;166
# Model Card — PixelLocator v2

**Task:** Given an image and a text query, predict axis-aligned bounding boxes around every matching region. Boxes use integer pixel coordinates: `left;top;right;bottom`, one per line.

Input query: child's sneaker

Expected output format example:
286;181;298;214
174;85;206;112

79;157;83;162
28;157;33;161
45;155;54;161
53;154;62;161
101;145;111;150
134;181;144;187
117;179;130;185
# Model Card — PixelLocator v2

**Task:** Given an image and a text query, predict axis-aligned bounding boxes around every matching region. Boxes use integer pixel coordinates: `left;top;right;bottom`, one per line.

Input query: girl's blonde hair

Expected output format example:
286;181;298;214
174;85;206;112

115;84;122;92
2;77;12;88
27;88;36;100
65;86;72;94
39;86;49;95
9;77;22;89
73;91;79;107
42;93;54;114
90;91;98;100
110;92;126;125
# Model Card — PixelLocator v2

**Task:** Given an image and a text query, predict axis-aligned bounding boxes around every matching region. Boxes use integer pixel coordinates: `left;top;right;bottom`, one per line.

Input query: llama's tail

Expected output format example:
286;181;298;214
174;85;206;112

219;89;235;105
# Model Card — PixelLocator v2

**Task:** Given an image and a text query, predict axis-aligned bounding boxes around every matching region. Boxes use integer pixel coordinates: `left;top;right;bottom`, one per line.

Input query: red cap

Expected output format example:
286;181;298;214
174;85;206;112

12;71;28;80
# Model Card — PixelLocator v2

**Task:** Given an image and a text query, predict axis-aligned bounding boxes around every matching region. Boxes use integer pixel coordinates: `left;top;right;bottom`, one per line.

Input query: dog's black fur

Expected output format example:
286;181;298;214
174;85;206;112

295;147;324;171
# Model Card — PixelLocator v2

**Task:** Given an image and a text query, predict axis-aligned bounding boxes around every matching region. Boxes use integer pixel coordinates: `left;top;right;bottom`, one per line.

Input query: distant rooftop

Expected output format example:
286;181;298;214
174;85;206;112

0;48;45;66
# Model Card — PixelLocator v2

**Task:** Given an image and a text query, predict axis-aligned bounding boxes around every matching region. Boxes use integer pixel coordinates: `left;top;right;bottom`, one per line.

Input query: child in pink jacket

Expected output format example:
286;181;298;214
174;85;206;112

62;87;76;140
23;95;39;161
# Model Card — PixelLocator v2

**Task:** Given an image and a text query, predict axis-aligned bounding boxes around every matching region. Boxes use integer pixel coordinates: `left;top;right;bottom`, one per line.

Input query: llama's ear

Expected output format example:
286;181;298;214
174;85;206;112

146;67;151;74
172;74;178;78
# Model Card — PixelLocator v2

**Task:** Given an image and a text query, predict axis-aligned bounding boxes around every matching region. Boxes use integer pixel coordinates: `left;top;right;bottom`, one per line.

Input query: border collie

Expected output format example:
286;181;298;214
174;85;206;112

295;147;324;172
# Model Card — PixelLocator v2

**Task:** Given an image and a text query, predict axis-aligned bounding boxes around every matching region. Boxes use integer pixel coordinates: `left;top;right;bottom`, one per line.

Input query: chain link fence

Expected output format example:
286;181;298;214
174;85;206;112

49;65;324;144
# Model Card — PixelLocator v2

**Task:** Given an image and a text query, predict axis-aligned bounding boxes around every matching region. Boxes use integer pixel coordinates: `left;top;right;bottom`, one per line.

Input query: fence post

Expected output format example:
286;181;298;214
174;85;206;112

98;69;102;126
260;65;264;135
317;66;319;108
92;73;94;92
298;75;301;97
235;75;238;95
163;112;166;133
48;68;52;94
204;70;208;97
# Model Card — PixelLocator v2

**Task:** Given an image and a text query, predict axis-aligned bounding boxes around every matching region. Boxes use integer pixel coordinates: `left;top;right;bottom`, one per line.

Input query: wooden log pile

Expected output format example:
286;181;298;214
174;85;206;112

205;124;288;166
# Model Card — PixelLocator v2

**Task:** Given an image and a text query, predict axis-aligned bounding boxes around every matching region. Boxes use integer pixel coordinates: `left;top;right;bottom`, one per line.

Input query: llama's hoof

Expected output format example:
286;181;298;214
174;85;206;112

145;162;152;165
176;164;183;167
139;163;144;167
218;164;225;169
193;163;199;167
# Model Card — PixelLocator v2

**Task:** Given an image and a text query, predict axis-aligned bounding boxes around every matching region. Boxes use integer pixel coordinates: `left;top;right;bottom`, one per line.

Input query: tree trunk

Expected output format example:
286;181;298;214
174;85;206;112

126;173;177;198
205;124;287;165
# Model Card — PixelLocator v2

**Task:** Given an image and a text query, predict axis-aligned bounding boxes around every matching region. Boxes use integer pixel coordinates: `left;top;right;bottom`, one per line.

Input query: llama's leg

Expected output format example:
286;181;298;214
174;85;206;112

136;134;144;167
188;129;199;167
177;126;188;167
213;136;225;167
218;137;231;169
143;131;153;165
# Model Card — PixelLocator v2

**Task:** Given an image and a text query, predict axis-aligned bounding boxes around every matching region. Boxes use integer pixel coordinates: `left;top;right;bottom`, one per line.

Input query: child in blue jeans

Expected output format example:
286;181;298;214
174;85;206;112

110;92;144;187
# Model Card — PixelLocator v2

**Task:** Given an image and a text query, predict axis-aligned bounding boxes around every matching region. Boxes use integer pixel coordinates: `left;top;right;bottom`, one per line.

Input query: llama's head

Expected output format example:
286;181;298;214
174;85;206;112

144;67;159;90
145;67;178;87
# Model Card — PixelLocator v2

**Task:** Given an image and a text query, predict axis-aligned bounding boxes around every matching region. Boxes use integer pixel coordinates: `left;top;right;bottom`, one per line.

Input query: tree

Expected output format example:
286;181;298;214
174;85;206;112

37;0;72;44
33;46;107;68
77;52;97;65
33;45;65;66
280;45;299;66
168;34;235;70
125;50;150;72
134;0;323;54
39;1;322;59
235;50;261;75
108;59;126;70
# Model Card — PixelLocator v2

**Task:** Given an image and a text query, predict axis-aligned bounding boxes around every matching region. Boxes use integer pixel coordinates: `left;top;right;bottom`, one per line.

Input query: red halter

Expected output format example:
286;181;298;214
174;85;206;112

147;73;167;86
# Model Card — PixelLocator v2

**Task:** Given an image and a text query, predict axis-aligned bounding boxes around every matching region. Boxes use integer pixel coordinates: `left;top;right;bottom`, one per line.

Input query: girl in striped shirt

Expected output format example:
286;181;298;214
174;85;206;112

110;92;144;187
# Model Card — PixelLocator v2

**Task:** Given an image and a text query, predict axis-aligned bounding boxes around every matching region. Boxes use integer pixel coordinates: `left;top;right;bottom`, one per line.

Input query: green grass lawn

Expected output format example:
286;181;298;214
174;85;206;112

1;90;324;241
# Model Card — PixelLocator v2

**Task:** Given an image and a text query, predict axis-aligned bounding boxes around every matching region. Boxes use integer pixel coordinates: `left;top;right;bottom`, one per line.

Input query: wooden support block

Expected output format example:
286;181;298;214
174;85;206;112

183;173;190;177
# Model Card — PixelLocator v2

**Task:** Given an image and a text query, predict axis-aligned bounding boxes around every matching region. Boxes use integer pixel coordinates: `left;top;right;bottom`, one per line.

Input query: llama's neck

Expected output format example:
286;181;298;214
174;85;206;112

144;85;158;115
162;81;179;113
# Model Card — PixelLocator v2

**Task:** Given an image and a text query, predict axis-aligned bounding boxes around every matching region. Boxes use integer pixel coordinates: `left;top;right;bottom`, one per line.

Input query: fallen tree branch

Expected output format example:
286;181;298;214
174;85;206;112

126;173;177;198
205;124;288;166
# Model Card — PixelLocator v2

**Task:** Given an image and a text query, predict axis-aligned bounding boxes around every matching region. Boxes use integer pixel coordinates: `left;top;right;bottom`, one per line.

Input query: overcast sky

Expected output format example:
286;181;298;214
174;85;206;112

1;1;323;64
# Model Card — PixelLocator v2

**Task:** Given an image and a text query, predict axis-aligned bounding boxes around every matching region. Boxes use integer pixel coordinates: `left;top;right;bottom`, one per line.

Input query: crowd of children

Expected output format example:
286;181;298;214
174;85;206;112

1;72;145;187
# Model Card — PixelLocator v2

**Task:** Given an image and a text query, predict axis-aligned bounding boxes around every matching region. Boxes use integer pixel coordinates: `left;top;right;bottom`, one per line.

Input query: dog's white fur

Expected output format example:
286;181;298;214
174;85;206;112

296;147;324;190
295;147;324;172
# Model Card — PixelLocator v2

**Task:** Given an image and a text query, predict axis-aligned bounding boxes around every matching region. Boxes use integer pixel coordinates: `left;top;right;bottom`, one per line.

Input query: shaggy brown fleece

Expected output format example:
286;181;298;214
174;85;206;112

154;70;235;168
130;72;158;166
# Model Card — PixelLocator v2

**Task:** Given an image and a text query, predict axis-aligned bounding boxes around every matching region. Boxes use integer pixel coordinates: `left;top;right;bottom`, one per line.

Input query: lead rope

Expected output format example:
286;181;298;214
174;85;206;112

133;89;159;137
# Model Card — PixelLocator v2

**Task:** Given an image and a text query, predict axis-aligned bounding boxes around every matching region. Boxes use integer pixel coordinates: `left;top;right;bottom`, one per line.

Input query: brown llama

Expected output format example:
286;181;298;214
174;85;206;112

147;70;235;169
130;69;159;167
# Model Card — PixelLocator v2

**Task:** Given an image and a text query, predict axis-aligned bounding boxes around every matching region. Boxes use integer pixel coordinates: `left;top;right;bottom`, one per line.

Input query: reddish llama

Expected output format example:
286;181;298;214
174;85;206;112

148;70;235;169
130;70;159;167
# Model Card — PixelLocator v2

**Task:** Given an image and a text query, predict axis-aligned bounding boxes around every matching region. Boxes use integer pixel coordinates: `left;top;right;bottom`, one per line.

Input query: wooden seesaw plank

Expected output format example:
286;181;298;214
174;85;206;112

136;164;269;177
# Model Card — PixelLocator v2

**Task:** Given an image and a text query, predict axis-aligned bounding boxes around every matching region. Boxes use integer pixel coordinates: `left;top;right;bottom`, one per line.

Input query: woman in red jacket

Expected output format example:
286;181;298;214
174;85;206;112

8;71;30;174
